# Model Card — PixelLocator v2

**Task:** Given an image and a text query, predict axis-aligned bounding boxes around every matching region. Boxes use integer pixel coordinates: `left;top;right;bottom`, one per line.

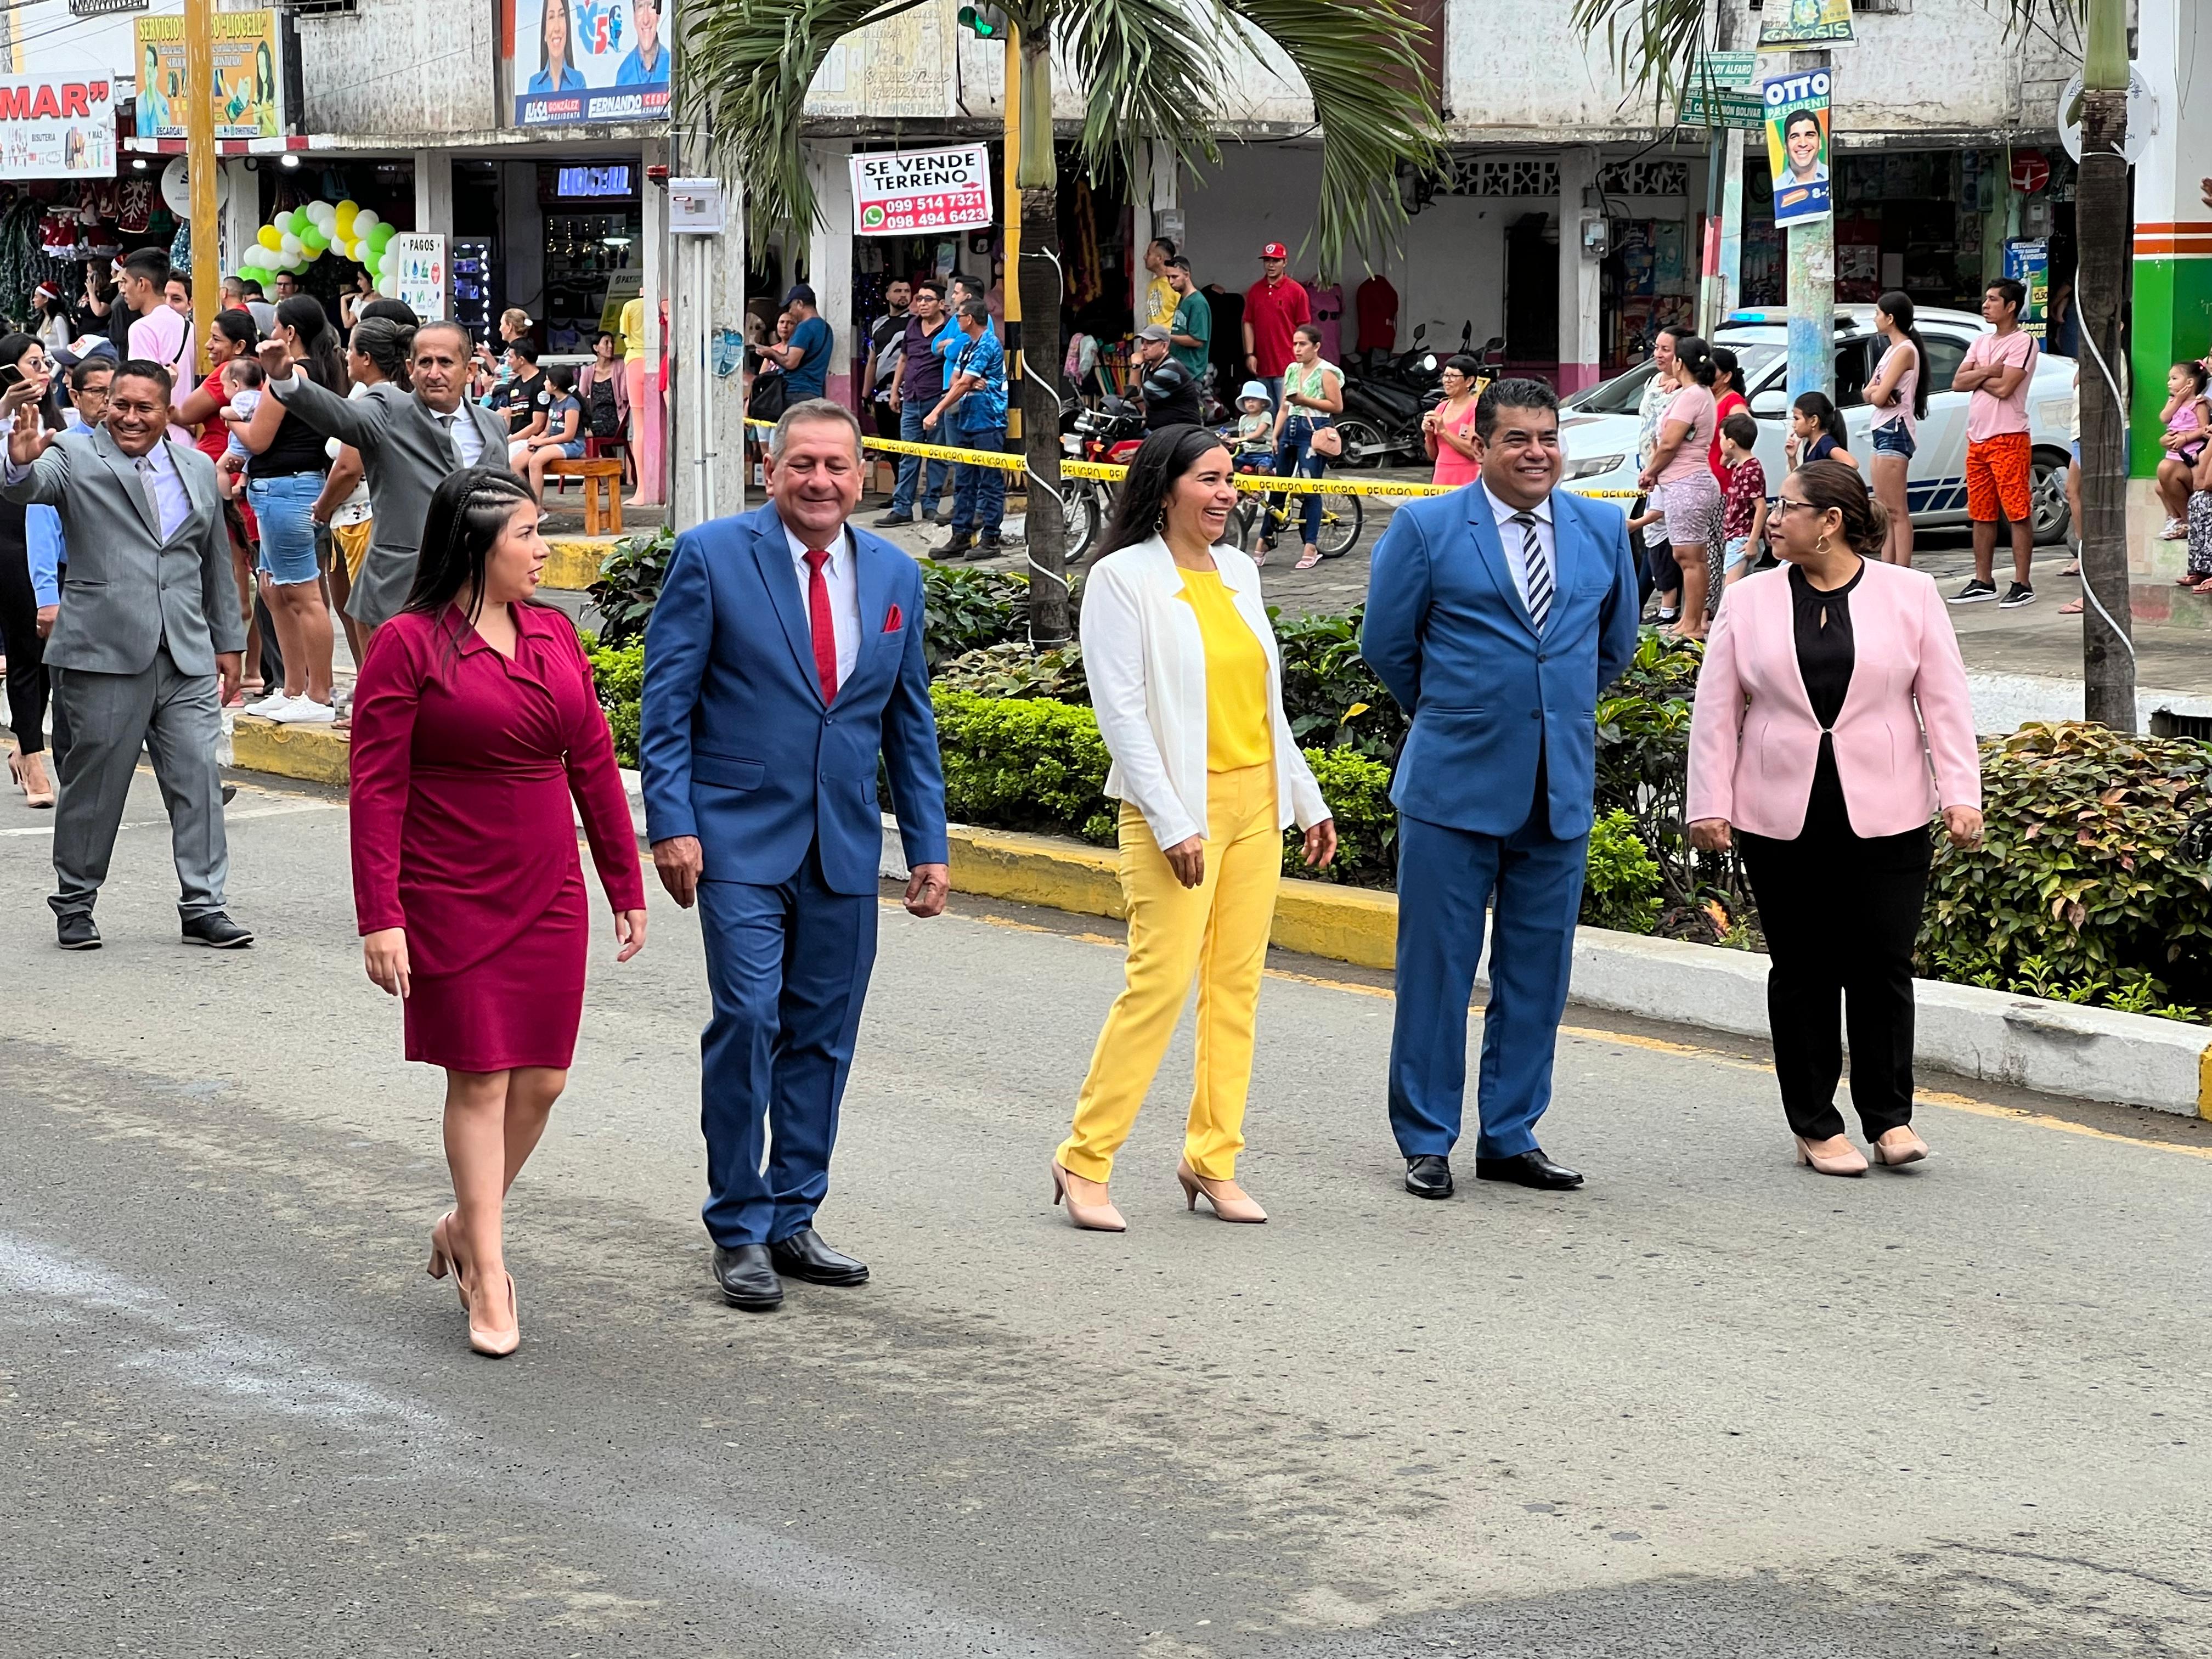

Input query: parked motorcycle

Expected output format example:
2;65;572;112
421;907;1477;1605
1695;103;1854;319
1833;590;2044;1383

1058;396;1145;563
1334;322;1470;469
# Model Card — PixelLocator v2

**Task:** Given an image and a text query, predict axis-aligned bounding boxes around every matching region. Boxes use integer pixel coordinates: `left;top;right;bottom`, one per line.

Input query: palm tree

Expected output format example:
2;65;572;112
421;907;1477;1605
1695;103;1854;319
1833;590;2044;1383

1574;0;2134;729
681;0;1443;646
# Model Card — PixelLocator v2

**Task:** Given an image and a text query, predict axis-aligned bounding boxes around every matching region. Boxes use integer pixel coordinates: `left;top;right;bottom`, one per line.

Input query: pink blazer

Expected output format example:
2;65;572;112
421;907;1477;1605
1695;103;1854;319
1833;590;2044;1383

1686;560;1982;839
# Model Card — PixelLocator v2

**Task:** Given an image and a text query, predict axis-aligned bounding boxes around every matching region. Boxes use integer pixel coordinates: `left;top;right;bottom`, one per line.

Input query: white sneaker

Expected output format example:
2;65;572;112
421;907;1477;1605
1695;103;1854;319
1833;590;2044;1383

243;692;296;719
271;697;336;725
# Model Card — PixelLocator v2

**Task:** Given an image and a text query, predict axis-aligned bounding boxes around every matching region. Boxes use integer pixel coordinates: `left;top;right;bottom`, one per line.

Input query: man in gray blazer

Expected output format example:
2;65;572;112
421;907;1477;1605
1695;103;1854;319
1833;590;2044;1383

4;360;252;951
257;320;512;630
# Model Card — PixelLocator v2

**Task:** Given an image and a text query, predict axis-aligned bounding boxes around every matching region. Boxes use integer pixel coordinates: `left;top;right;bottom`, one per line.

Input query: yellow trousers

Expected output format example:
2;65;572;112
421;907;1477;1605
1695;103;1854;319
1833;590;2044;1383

1059;762;1281;1182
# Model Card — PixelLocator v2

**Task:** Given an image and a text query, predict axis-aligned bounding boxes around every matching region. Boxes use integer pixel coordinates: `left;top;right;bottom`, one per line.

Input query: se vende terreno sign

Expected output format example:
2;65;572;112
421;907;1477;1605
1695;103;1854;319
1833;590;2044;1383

849;145;994;236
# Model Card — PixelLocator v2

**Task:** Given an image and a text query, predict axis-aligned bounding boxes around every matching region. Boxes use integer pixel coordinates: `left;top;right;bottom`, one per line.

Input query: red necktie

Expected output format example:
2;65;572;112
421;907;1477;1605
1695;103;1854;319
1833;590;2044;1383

803;548;839;706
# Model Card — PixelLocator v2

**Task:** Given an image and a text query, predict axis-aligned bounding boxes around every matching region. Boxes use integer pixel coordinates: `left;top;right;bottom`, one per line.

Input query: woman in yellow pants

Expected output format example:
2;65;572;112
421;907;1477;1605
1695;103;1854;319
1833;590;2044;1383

1054;426;1338;1231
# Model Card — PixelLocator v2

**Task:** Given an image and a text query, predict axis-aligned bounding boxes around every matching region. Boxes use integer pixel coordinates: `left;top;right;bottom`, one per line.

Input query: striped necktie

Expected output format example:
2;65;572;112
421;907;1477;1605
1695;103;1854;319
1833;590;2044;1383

1514;511;1553;631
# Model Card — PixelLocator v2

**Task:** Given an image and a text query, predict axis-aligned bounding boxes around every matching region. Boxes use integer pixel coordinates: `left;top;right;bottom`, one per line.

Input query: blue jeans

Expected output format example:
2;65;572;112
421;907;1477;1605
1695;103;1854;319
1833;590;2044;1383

247;472;325;586
889;402;949;517
947;420;1006;537
1266;417;1327;546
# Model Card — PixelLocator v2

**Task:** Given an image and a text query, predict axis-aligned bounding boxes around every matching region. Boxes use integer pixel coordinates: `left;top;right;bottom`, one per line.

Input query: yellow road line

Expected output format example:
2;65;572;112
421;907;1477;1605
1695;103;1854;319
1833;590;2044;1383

945;904;2212;1164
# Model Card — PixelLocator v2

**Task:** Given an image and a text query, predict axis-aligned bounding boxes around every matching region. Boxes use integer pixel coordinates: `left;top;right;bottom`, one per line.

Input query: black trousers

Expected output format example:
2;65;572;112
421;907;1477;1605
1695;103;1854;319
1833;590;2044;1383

1739;816;1932;1142
0;543;46;755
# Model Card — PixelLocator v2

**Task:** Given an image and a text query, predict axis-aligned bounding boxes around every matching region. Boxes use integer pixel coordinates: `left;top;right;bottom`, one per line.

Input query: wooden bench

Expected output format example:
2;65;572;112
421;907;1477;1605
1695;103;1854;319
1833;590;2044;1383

543;458;625;536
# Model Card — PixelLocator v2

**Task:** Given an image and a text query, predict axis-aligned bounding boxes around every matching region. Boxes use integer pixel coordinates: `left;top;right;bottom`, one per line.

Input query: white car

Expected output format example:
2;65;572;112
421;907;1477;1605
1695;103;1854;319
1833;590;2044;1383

1559;306;2078;543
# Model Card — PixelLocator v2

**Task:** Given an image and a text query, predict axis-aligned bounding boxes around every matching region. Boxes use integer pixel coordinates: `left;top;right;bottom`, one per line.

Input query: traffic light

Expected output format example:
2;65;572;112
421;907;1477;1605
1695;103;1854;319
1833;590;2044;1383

958;4;1008;39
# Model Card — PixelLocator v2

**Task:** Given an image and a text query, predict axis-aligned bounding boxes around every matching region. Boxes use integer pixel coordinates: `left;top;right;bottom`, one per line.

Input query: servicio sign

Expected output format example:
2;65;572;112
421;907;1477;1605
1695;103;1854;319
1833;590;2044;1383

849;144;994;236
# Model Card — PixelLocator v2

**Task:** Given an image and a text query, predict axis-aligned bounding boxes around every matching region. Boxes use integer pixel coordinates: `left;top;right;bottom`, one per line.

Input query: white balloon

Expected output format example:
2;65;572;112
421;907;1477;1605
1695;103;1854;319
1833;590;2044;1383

352;209;380;233
307;201;336;226
280;232;302;255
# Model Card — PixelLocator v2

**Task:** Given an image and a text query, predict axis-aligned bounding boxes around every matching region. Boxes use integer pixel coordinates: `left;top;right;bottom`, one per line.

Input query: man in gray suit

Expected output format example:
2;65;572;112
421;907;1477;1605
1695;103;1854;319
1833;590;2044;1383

4;360;252;951
257;320;512;630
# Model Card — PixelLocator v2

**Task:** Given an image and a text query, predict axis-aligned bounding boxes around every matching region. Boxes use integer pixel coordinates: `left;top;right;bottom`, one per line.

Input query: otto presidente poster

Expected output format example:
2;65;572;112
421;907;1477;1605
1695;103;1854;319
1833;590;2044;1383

1763;68;1833;230
513;0;670;126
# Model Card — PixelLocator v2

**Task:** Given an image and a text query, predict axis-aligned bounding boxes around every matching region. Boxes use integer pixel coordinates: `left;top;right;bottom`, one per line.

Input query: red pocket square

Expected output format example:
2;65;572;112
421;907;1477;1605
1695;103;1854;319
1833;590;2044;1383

883;603;904;632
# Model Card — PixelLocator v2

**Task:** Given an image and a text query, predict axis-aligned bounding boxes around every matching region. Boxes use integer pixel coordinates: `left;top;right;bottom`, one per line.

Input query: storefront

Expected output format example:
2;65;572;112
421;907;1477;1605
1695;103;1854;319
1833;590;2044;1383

449;155;644;356
1737;145;2078;330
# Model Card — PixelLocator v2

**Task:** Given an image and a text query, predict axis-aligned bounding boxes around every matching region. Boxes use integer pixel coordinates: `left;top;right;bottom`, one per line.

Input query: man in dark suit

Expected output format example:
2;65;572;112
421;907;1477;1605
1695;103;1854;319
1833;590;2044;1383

3;361;251;951
257;321;512;630
1361;379;1640;1199
640;399;950;1313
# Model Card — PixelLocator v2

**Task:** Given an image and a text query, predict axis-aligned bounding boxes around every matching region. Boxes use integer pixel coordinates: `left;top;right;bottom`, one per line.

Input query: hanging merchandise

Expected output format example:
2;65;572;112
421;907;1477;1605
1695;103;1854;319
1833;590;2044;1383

116;178;154;234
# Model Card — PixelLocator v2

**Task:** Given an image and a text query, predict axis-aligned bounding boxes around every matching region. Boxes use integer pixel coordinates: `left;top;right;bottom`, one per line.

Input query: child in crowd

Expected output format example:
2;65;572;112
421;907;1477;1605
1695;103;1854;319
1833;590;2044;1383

1717;411;1768;586
2155;359;2210;539
1786;391;1857;470
1229;381;1276;465
518;365;586;500
218;358;264;466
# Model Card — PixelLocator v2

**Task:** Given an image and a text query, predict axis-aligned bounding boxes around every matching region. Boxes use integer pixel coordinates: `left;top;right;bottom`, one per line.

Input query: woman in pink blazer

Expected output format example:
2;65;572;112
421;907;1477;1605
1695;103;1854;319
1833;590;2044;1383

1686;460;1983;1176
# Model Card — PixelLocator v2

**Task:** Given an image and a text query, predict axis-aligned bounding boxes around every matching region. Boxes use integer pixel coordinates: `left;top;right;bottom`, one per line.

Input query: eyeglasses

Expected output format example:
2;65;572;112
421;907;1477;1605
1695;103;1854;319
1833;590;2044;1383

1773;497;1825;517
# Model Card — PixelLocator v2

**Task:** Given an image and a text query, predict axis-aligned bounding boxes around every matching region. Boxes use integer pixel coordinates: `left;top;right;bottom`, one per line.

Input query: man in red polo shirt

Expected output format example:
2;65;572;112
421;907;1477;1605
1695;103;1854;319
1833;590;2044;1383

1242;242;1311;411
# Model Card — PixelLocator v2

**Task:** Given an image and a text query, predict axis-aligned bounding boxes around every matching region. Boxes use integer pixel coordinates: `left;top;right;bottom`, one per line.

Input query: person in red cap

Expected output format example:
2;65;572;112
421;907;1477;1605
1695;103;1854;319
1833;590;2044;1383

1242;244;1311;412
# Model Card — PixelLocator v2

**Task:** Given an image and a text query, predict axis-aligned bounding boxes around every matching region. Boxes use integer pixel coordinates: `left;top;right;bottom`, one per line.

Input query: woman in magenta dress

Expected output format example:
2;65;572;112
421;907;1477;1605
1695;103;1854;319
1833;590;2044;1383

349;467;647;1357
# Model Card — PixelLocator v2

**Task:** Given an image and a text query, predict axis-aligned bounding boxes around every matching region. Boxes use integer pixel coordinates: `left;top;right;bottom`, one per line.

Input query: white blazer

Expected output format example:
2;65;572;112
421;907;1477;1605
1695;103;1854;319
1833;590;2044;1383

1080;535;1330;848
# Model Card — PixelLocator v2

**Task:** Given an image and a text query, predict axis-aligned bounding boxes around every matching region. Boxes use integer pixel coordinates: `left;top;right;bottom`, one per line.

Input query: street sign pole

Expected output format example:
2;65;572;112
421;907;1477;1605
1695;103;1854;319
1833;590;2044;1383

1785;49;1835;405
184;0;218;377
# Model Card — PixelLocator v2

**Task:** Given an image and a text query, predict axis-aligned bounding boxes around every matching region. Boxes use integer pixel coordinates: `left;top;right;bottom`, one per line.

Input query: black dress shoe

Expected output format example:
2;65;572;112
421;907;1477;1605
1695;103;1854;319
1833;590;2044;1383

221;783;238;805
181;912;254;949
712;1244;784;1312
874;511;916;527
770;1227;869;1286
1404;1154;1454;1199
1475;1149;1584;1190
55;912;100;950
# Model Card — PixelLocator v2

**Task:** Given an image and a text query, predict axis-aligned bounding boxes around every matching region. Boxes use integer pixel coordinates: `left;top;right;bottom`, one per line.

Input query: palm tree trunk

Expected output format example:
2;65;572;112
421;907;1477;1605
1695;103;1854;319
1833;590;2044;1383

2076;88;2135;731
1015;25;1069;647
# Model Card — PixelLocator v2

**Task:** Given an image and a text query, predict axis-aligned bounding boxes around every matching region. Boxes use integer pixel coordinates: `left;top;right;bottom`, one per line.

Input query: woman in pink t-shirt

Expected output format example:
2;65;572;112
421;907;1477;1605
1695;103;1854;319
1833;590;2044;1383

1423;356;1483;488
1636;334;1723;639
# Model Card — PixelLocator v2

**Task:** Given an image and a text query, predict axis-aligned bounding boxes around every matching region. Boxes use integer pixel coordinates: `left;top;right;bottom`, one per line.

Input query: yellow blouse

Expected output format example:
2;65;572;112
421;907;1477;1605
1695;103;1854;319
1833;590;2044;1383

1177;567;1273;772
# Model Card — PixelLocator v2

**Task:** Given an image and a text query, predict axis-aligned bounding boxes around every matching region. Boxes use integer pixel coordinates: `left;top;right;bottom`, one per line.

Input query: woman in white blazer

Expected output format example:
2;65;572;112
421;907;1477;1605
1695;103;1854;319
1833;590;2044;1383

1053;426;1338;1232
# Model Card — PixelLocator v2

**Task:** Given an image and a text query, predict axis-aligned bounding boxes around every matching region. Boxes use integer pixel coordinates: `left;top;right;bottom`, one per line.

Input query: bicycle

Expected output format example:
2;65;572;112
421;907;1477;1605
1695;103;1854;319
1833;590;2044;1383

1232;472;1365;562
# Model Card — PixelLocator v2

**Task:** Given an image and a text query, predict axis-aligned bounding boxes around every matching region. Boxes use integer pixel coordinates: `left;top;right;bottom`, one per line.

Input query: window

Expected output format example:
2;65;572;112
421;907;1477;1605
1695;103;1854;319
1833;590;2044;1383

290;0;359;17
1833;340;1872;409
1921;331;1970;393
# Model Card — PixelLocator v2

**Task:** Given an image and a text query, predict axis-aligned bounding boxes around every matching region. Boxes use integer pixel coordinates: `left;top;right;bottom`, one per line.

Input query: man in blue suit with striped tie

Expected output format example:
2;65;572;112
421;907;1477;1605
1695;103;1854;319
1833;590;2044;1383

1361;379;1641;1199
641;400;950;1311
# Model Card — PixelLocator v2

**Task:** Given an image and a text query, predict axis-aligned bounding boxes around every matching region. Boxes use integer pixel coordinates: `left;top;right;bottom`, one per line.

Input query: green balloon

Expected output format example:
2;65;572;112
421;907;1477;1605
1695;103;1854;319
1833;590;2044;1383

368;222;396;249
301;227;329;251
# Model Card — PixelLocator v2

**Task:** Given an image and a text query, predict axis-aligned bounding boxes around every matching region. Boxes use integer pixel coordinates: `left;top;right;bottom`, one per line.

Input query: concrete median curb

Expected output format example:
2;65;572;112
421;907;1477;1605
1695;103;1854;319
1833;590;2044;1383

210;721;2212;1119
877;814;2212;1120
541;538;611;594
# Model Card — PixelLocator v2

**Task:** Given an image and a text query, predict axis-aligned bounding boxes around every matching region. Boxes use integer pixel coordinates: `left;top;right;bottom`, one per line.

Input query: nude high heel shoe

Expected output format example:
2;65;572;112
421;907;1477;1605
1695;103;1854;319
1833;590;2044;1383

1870;1127;1931;1167
8;749;52;808
1793;1135;1869;1177
1177;1158;1267;1223
426;1211;469;1311
467;1272;520;1357
1051;1160;1126;1232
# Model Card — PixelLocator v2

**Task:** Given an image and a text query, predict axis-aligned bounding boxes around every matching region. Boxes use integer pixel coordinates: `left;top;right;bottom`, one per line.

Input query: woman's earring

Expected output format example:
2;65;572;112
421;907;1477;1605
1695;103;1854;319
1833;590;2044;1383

1816;534;1831;553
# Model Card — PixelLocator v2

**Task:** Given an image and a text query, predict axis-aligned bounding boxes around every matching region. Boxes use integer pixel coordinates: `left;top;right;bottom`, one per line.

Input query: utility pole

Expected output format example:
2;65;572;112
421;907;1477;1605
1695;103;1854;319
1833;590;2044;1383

2076;0;2135;728
184;0;219;376
1001;26;1022;451
1782;47;1833;406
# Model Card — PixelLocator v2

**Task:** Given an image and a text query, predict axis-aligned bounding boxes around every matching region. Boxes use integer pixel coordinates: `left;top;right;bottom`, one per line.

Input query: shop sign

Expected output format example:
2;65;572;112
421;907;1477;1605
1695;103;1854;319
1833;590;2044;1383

512;0;670;127
134;10;285;142
1762;68;1832;230
0;75;115;180
2008;152;2050;195
1757;0;1853;51
2004;239;2050;340
849;144;993;238
390;233;448;324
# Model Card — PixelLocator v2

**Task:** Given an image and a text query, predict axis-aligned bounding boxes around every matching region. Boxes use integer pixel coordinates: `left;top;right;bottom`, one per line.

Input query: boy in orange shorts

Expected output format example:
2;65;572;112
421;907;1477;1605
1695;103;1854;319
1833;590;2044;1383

1948;277;2040;609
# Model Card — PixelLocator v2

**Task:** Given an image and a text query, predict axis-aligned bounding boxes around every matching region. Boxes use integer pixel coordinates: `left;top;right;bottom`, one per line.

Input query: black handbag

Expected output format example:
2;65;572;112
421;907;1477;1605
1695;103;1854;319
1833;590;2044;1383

748;370;789;424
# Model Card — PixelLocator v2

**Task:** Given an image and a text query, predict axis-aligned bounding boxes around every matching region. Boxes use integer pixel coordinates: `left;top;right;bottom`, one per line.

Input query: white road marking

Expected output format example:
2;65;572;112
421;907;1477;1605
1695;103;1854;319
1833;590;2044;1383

0;799;338;837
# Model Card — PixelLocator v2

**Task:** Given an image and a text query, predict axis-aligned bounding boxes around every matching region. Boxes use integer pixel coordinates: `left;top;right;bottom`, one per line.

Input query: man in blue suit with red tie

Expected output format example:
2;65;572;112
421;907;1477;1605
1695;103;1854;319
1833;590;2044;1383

641;400;950;1311
1362;379;1640;1200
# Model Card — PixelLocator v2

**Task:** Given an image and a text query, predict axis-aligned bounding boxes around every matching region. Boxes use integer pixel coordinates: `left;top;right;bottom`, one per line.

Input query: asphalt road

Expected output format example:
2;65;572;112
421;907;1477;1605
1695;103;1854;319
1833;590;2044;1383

5;772;2212;1657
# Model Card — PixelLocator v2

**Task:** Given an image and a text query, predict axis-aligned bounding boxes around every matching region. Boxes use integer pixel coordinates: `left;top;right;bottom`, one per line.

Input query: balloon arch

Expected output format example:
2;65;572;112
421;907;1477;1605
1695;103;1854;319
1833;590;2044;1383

235;199;397;290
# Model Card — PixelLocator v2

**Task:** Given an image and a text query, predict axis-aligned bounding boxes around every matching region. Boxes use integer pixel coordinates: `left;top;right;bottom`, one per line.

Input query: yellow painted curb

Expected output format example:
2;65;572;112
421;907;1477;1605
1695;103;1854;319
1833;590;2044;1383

944;822;1396;969
229;715;350;788
2198;1041;2212;1121
542;538;614;592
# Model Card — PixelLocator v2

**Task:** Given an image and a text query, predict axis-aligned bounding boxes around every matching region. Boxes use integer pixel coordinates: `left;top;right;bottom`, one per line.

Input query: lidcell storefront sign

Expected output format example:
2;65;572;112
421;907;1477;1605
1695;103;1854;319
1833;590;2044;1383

849;144;993;236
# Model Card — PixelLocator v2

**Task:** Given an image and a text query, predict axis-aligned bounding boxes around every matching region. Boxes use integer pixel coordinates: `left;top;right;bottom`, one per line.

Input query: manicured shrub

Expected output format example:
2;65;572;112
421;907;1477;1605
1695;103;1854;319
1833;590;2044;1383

922;563;1031;668
1922;722;2212;1018
929;690;1118;845
1293;746;1397;887
586;527;674;647
1581;809;1663;935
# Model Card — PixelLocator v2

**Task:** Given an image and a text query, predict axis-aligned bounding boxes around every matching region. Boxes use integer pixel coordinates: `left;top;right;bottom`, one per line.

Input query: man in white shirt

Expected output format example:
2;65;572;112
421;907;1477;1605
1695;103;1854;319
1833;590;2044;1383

1362;379;1641;1201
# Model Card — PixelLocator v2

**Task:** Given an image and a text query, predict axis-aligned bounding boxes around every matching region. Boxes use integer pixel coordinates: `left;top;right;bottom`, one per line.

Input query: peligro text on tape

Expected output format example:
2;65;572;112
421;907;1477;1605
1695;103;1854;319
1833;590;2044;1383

746;419;1640;501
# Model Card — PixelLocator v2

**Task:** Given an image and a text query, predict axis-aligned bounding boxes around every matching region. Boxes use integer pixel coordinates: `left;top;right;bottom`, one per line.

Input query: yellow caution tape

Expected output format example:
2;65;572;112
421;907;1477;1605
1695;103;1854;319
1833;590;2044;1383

746;419;1641;501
